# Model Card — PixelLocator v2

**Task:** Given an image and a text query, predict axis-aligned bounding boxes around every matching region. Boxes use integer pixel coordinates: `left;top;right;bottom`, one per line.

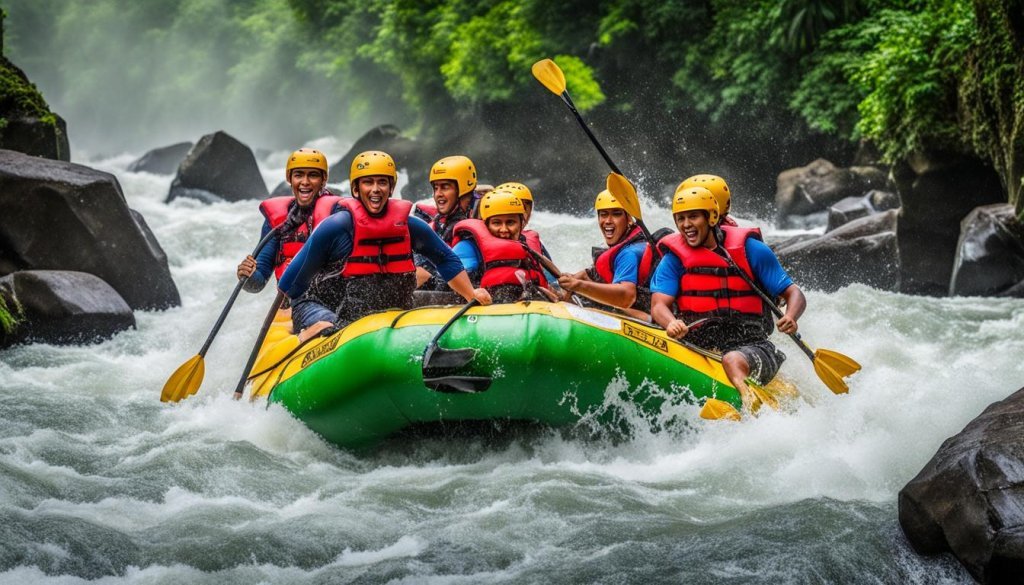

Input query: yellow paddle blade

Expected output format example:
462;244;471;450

700;398;741;421
605;173;643;220
813;357;849;394
815;348;861;378
531;58;566;95
749;382;779;411
160;355;204;403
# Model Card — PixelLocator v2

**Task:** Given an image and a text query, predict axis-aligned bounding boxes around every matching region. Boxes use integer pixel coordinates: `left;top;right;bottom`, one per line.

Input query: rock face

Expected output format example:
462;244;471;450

899;386;1024;584
892;153;1004;295
0;270;134;347
166;131;268;203
774;209;901;292
0;56;70;161
775;159;889;223
825;190;901;232
0;149;180;310
127;141;193;174
331;125;426;198
949;204;1024;297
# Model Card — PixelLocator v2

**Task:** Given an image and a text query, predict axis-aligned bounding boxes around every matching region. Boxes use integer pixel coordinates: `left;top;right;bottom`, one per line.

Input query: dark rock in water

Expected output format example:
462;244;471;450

899;385;1024;584
775;159;889;221
127;142;193;175
949;204;1024;297
166;131;268;203
892;153;1004;296
0;270;134;347
0;56;70;161
0;149;180;310
774;209;900;292
331;125;427;198
826;190;901;232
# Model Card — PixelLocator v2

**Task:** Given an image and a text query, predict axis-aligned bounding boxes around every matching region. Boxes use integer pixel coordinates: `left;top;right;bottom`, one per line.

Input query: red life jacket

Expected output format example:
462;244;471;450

335;197;415;277
590;225;655;286
414;202;438;223
452;219;548;289
259;194;341;279
657;226;764;317
415;201;469;244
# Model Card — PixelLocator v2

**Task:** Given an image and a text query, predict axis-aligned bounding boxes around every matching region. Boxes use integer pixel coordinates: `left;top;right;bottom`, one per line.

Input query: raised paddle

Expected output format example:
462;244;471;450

716;244;861;394
161;227;280;403
604;173;662;258
232;290;286;400
422;299;492;394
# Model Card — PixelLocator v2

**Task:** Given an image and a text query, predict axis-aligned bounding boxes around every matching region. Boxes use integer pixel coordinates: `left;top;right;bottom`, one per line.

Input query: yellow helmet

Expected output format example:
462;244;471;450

349;150;397;188
594;189;625;212
286;148;329;181
679;174;730;215
429;155;477;196
494;182;532;203
671;186;720;226
479;189;526;221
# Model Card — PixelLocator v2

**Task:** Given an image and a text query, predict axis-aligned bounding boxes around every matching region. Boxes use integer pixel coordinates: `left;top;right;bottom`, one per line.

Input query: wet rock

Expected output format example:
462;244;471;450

899;385;1024;584
0;149;180;310
0;56;70;161
826;190;901;232
893;153;1004;295
166;131;268;203
0;270;134;347
775;159;889;222
949;204;1024;297
330;125;427;199
774;209;900;292
127;141;193;174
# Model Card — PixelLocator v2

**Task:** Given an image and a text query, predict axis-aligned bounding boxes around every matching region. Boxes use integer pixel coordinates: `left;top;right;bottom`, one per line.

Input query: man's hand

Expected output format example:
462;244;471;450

776;314;798;335
665;318;689;340
557;273;582;292
472;287;493;305
237;255;257;280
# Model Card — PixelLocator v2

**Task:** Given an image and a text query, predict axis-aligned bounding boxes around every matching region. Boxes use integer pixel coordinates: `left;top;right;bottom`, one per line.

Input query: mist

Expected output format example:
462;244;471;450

1;0;407;157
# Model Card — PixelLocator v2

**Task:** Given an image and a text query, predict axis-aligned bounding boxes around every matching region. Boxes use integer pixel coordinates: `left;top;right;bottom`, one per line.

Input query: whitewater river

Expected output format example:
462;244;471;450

3;145;1022;584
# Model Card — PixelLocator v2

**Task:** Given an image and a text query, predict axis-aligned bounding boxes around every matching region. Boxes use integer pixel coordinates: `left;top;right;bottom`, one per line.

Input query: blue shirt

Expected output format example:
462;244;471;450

451;239;558;283
608;242;646;285
279;210;465;300
650;238;793;298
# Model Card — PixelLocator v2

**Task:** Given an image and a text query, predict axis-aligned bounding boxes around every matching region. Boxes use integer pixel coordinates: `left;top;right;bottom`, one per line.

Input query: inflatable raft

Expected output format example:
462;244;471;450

247;301;748;449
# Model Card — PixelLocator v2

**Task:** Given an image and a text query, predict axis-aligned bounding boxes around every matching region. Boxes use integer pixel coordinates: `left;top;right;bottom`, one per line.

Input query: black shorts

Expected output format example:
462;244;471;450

729;340;786;386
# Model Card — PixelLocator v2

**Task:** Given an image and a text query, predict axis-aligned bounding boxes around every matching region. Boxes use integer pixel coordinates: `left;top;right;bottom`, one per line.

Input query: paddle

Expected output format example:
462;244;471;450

160;227;280;403
232;290;286;400
604;173;662;258
716;242;861;394
422;299;492;394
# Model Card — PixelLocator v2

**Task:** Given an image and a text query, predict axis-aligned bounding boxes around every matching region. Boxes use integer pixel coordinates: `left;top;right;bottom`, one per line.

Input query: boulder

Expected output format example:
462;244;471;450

0;270;134;347
775;159;889;221
773;209;900;292
949;204;1024;297
127;141;193;174
166;131;268;203
330;125;426;199
0;56;70;161
825;190;901;232
893;153;1004;295
0;149;180;310
899;386;1024;584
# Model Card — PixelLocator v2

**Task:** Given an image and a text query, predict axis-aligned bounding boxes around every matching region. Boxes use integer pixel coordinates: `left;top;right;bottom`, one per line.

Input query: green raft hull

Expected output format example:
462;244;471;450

263;302;741;449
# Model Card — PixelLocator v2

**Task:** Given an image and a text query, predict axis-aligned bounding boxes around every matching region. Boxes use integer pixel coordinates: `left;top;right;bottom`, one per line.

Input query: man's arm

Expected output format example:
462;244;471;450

278;211;353;300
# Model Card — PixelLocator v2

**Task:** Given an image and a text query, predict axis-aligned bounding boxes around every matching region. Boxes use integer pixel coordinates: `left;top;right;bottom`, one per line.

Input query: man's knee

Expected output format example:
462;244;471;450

722;351;750;375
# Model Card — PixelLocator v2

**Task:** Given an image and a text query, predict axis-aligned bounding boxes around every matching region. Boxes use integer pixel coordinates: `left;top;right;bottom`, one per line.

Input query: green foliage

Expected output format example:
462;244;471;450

0;292;21;336
0;56;57;129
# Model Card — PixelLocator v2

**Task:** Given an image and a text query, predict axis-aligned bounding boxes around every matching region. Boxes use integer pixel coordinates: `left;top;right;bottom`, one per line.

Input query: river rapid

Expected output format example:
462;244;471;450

2;144;1022;584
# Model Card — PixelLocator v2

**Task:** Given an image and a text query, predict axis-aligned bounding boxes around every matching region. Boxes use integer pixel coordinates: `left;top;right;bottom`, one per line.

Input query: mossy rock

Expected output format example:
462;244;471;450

0;55;69;160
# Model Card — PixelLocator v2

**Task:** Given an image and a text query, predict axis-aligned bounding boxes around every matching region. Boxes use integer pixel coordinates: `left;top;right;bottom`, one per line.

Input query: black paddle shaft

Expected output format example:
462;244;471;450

197;227;281;357
233;290;286;398
717;241;816;361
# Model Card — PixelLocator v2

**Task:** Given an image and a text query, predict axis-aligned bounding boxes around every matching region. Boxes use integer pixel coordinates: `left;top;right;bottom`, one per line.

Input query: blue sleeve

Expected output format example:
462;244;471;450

650;253;684;297
745;238;794;297
452;240;481;273
611;243;644;285
243;219;278;293
279;211;353;299
409;217;465;282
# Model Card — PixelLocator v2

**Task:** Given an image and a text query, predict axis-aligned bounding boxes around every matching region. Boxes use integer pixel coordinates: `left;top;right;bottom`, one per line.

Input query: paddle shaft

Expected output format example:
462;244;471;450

197;227;280;357
715;237;816;362
233;290;286;399
426;299;479;350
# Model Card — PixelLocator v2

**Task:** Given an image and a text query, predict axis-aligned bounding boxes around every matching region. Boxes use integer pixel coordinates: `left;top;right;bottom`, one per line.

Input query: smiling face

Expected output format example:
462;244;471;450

673;210;714;248
597;208;631;246
355;175;394;215
485;214;523;240
431;179;460;215
289;168;326;207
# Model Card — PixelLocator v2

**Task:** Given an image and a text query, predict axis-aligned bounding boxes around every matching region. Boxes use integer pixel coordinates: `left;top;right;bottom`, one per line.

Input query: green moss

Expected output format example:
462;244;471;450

0;292;21;336
0;55;58;131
